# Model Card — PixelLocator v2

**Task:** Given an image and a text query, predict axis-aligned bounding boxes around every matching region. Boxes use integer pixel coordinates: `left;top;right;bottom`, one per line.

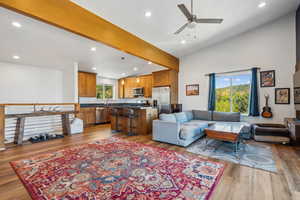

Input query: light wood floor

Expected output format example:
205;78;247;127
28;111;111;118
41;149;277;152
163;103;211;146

0;124;300;200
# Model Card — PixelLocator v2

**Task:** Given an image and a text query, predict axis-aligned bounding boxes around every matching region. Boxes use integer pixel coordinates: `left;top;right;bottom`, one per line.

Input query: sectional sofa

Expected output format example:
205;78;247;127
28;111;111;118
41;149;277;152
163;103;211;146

152;110;251;147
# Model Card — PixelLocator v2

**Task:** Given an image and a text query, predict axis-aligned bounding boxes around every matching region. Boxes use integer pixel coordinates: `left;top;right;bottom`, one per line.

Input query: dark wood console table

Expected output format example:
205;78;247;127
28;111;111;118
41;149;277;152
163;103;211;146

0;103;80;151
6;111;77;145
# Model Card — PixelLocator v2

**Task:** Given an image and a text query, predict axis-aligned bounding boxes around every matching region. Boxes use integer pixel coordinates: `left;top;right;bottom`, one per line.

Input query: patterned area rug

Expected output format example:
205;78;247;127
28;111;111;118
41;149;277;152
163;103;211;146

187;138;277;173
11;138;225;200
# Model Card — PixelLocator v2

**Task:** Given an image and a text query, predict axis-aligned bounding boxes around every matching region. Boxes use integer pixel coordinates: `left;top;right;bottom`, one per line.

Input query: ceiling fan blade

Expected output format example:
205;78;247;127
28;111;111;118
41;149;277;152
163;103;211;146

195;18;224;24
174;23;189;35
178;4;192;20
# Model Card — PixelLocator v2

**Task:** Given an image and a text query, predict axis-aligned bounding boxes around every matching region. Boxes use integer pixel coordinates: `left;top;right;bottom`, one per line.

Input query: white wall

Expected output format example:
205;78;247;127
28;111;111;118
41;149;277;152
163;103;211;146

0;62;78;142
62;62;78;103
179;13;296;123
0;62;66;103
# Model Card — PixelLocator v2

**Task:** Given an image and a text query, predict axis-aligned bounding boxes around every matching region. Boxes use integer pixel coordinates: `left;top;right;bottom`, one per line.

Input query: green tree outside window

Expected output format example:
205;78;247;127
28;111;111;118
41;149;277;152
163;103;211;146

97;84;113;99
215;73;251;114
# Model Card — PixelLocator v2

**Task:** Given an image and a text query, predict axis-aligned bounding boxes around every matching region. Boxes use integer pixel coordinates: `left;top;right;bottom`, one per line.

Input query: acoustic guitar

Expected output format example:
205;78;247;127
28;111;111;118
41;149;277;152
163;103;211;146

261;95;273;118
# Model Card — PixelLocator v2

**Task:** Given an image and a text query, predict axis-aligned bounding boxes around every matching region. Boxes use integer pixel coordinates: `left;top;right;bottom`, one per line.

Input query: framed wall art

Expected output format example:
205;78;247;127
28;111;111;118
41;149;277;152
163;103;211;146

260;70;275;87
186;84;199;96
275;88;290;104
294;87;300;104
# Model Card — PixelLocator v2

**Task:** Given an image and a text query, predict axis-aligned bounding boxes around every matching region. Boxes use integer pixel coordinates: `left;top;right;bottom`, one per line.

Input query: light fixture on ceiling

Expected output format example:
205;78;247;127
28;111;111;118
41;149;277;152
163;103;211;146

12;21;22;28
145;11;152;18
133;67;138;71
148;61;152;65
92;67;97;71
12;55;20;59
90;47;97;51
258;2;267;8
122;73;126;76
187;22;196;29
181;40;186;44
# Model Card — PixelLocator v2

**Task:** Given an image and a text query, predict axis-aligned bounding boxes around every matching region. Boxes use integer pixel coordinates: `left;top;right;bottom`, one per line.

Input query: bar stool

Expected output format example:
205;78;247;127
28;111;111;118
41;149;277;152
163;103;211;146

111;108;120;132
124;108;138;136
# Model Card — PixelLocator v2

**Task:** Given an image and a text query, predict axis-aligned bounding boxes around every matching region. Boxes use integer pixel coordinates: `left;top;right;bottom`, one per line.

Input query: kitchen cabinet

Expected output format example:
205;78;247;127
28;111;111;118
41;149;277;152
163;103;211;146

78;71;96;97
118;74;153;98
124;77;137;98
152;70;178;104
118;79;125;99
78;107;96;127
140;75;152;98
152;70;174;87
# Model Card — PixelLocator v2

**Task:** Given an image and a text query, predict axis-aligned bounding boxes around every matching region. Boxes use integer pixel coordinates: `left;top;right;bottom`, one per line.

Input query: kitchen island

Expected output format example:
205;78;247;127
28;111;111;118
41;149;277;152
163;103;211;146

78;104;158;135
110;106;158;135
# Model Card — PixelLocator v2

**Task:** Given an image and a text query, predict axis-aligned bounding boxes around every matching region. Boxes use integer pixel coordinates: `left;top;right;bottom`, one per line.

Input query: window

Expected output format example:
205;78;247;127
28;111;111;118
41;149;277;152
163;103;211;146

215;72;251;114
96;84;113;99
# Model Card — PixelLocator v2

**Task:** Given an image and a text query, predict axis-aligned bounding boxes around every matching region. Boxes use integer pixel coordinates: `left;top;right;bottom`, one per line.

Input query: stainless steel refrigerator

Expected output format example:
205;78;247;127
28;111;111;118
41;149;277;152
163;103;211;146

152;87;171;112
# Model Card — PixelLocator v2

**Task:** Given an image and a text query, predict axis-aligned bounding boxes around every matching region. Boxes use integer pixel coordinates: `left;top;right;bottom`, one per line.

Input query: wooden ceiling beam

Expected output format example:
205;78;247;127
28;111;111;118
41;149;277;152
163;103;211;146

0;0;179;71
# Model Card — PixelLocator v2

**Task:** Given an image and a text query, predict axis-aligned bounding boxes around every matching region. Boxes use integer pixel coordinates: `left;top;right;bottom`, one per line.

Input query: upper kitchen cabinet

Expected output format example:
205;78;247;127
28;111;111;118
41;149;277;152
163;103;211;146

140;75;152;98
152;69;177;87
78;71;97;97
124;77;136;98
118;74;153;98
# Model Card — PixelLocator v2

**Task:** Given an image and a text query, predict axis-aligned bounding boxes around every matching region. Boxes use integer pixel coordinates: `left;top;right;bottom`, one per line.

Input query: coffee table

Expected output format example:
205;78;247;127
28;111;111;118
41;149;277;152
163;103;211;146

204;123;245;158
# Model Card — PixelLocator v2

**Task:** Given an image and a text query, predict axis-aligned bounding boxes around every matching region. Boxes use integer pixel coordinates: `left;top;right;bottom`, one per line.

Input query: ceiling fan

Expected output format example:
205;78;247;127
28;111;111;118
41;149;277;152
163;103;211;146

174;0;224;34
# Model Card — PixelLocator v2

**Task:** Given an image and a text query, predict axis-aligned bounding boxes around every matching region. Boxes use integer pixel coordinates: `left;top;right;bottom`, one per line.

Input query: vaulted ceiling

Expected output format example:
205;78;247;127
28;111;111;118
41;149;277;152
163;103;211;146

0;8;165;79
71;0;300;57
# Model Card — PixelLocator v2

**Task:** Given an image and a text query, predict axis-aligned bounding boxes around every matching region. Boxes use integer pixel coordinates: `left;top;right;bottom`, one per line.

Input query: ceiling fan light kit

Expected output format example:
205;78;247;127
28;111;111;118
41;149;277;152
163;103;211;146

174;0;224;34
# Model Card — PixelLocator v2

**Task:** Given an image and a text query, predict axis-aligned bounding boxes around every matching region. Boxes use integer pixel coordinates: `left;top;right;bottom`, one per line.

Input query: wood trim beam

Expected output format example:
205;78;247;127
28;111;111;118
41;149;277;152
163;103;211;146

0;105;5;151
0;0;179;71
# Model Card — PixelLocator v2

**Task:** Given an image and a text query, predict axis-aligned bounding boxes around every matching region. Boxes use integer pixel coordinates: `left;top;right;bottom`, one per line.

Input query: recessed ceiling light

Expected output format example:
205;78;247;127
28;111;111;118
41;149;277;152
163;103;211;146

12;55;20;59
122;73;126;76
12;21;22;28
148;61;152;65
92;67;97;71
181;40;186;44
90;47;97;51
145;11;152;18
258;2;266;8
133;67;138;71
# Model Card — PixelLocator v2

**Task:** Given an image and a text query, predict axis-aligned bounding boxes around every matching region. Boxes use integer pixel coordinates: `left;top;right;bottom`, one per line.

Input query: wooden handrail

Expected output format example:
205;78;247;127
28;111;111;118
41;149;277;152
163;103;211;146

0;103;78;106
0;105;5;151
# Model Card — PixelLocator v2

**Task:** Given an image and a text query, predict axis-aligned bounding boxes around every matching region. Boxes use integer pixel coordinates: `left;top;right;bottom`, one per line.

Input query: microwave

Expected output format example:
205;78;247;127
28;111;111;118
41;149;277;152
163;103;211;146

133;87;144;97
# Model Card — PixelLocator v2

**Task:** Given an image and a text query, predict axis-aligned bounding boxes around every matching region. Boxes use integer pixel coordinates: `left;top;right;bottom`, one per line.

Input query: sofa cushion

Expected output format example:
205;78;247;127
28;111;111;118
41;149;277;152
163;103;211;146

190;120;216;126
174;112;188;123
212;111;240;122
185;111;194;121
179;122;208;140
192;110;212;120
159;114;176;122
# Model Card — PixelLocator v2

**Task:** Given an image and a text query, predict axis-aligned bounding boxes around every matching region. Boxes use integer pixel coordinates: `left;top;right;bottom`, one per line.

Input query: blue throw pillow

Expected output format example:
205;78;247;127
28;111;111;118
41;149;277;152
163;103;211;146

185;111;194;121
159;114;177;122
174;112;188;123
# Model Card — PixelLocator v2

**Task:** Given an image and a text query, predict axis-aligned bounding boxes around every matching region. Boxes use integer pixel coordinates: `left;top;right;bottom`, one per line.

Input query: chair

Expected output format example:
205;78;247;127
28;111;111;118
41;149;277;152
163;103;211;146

111;108;120;132
123;108;138;136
